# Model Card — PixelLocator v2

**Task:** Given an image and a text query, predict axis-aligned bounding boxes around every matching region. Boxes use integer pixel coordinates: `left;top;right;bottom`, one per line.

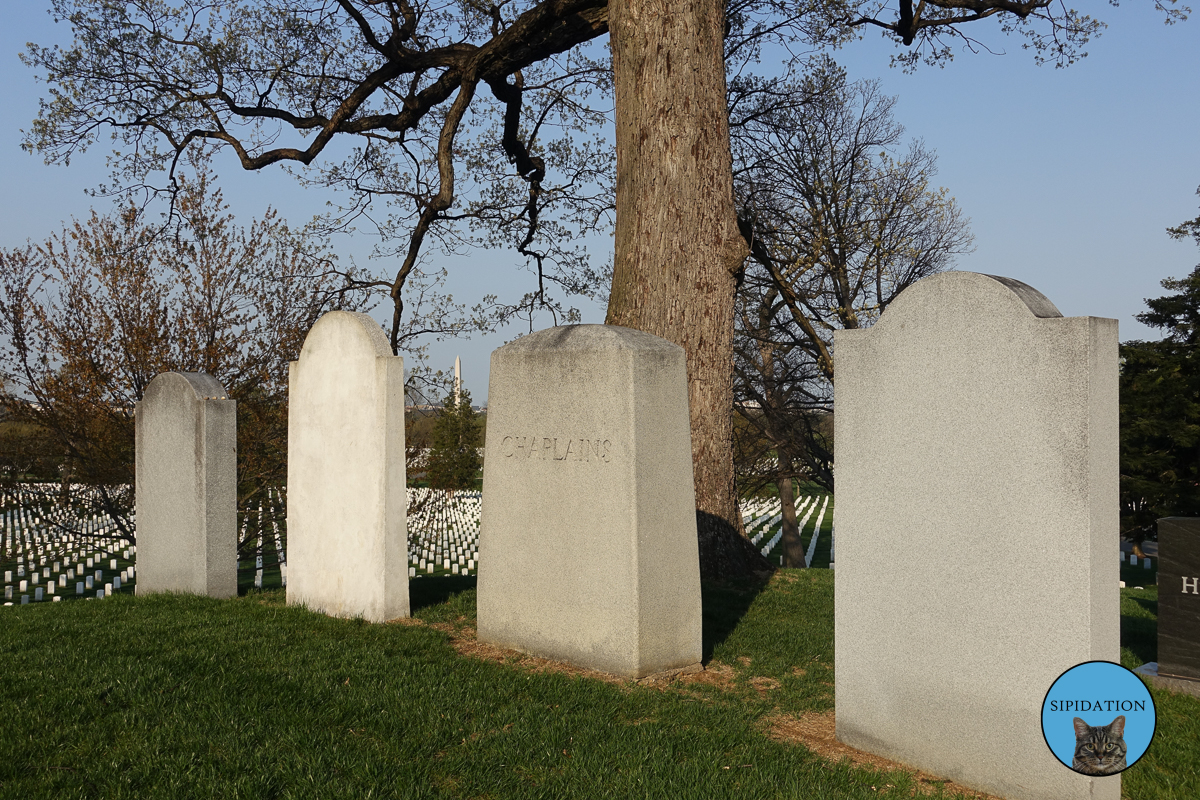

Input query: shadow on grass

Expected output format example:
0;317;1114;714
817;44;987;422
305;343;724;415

411;575;477;614
1128;595;1158;616
237;570;285;597
405;572;772;664
1121;597;1158;666
700;573;773;663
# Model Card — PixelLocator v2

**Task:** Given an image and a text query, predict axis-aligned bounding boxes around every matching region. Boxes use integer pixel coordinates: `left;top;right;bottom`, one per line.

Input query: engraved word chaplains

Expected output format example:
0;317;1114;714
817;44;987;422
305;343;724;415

500;435;612;463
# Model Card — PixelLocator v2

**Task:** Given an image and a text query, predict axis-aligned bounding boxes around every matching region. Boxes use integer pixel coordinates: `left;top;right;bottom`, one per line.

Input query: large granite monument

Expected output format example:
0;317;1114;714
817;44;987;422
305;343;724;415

477;324;702;678
834;272;1119;800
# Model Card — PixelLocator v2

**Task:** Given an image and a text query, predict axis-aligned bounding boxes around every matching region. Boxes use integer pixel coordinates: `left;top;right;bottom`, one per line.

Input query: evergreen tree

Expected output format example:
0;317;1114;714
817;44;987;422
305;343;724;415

1120;232;1200;551
425;389;482;493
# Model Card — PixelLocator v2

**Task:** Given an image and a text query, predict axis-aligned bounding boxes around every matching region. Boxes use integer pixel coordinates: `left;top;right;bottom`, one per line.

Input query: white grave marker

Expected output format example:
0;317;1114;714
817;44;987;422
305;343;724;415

287;311;408;622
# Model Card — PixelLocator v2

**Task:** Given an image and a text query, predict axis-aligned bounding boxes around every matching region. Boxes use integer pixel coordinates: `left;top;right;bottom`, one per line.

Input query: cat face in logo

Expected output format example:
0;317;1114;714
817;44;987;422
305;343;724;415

1071;715;1127;776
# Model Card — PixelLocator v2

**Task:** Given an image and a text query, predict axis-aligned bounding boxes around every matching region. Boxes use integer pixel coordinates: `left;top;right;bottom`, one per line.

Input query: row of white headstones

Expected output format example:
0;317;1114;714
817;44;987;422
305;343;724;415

229;486;483;588
2;487;883;602
742;494;833;568
1118;549;1155;590
4;481;1152;606
406;488;481;577
245;487;288;589
1;484;485;604
2;487;136;606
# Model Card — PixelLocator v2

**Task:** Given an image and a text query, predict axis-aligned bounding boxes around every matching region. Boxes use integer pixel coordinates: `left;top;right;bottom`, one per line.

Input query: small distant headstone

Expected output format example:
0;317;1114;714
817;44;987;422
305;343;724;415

76;583;83;595
20;595;28;605
478;325;702;679
287;311;408;622
834;273;1118;800
135;372;237;598
34;588;42;602
1131;554;1139;567
85;577;93;590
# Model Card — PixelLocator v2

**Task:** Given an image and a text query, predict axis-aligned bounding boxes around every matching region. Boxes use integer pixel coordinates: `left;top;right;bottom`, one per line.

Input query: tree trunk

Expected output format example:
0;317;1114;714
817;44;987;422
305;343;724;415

777;472;807;568
607;0;768;579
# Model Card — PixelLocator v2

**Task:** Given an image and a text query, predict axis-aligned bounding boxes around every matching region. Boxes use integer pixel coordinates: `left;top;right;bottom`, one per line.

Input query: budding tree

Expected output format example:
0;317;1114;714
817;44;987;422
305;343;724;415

22;0;1182;575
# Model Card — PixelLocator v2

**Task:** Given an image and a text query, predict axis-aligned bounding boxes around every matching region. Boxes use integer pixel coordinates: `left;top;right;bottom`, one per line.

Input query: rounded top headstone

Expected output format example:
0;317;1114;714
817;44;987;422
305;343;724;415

873;272;1063;332
143;371;228;401
297;310;392;361
497;324;681;354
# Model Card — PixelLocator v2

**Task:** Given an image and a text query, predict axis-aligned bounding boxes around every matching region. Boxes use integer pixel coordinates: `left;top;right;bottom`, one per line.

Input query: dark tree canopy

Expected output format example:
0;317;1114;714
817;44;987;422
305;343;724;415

1119;196;1200;545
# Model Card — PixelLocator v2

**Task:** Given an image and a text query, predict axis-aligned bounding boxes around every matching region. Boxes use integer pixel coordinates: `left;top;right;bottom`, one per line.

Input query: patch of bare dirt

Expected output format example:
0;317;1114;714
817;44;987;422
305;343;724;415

766;712;1005;799
676;660;738;691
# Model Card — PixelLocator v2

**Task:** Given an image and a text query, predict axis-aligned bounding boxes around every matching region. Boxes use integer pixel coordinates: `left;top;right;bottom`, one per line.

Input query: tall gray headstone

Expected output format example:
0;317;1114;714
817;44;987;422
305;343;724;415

135;372;237;598
834;272;1119;800
477;324;702;678
287;311;408;622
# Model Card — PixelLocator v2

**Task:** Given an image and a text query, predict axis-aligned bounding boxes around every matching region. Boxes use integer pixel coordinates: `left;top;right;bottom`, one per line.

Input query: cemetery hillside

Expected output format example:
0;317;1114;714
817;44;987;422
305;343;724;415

5;2;1200;799
5;275;1200;798
1;567;1197;798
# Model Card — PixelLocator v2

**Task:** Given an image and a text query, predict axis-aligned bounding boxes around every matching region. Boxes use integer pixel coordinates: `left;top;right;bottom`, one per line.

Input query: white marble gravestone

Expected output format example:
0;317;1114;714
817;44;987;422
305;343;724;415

287;311;408;622
477;324;702;678
135;372;237;598
834;273;1119;800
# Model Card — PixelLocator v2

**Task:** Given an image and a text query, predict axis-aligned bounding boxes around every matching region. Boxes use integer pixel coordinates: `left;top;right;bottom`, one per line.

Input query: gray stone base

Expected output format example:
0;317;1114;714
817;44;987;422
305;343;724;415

1133;662;1200;699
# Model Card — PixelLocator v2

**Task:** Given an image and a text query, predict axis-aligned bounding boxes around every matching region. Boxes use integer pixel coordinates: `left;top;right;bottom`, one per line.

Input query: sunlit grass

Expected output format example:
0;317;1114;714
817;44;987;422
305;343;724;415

0;572;1194;799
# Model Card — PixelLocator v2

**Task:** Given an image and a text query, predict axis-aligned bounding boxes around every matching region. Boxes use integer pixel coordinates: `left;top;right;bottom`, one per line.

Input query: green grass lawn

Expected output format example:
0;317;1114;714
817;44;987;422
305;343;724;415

1;573;1196;799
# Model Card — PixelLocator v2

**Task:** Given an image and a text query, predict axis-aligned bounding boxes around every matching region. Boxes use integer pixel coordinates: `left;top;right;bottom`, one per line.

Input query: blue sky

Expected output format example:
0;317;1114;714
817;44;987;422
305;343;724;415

3;3;1199;401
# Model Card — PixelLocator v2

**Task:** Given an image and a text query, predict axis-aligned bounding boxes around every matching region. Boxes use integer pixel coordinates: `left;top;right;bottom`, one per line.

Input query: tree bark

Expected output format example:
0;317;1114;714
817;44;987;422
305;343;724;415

777;471;807;568
608;0;768;579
